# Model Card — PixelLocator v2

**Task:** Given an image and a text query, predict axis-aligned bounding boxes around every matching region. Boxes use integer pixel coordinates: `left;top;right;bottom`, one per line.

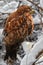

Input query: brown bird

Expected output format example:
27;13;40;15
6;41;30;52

3;5;34;64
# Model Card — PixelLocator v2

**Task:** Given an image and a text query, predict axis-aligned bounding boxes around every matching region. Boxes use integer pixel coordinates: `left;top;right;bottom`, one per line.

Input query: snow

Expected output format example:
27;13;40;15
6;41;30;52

33;13;43;24
0;29;4;41
5;8;17;13
33;15;40;24
20;38;43;65
0;29;3;35
22;41;34;54
20;0;32;6
3;1;19;10
1;1;19;13
42;18;43;22
0;0;32;13
36;63;43;65
40;0;43;8
0;0;43;65
0;1;4;6
36;56;43;64
0;59;6;65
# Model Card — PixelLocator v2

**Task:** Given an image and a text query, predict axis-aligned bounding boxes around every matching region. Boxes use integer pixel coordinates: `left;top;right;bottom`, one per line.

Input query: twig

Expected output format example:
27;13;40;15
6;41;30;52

27;0;43;11
0;12;10;15
36;61;43;64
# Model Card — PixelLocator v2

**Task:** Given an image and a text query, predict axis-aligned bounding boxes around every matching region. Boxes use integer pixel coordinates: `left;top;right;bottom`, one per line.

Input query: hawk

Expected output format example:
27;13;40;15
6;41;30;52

3;5;34;64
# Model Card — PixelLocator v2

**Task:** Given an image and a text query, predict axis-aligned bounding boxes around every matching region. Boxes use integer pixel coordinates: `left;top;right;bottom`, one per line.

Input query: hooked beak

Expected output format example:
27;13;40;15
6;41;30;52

29;9;35;15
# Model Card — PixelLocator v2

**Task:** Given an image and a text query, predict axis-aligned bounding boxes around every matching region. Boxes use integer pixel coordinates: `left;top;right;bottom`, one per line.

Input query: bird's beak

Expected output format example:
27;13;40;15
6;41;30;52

29;9;35;15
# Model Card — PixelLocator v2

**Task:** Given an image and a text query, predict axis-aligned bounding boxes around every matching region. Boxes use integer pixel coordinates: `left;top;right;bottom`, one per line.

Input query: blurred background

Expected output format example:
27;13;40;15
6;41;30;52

0;0;43;65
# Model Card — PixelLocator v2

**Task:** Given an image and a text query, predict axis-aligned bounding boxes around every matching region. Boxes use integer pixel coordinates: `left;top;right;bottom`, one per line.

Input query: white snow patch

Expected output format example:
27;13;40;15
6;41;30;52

21;38;43;65
40;0;43;8
33;15;40;24
1;1;19;13
22;41;34;54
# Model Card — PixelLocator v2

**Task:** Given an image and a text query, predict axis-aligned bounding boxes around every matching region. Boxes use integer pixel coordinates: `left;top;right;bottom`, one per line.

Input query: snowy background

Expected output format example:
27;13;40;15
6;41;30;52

0;0;43;65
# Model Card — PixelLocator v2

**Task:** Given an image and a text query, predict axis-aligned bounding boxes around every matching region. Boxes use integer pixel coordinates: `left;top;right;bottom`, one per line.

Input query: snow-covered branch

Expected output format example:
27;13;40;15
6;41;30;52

27;0;43;11
20;38;43;65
